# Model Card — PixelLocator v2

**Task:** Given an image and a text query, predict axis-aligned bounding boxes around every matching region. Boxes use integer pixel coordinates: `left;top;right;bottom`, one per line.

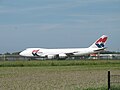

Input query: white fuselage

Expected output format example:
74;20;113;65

19;48;102;58
19;35;108;59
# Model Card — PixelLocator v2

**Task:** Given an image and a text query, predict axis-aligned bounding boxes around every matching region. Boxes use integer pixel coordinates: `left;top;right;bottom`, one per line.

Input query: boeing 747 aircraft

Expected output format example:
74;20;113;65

19;35;108;59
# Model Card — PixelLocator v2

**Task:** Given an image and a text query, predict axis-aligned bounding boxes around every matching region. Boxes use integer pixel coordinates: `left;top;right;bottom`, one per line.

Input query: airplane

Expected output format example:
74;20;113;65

19;35;108;59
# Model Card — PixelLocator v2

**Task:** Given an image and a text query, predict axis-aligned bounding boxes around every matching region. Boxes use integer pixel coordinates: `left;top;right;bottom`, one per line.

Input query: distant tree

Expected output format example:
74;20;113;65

4;52;11;55
12;52;20;55
100;51;120;54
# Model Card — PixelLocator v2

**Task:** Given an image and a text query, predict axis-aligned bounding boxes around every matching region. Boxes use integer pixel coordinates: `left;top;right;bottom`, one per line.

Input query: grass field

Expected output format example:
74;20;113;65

0;60;120;90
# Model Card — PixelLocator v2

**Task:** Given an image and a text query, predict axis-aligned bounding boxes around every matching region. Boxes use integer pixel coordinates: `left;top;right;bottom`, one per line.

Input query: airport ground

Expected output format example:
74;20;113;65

0;60;120;90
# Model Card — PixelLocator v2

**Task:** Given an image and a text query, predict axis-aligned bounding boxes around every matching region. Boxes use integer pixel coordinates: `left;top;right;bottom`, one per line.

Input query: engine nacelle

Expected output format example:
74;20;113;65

58;54;67;59
46;54;67;59
47;55;55;59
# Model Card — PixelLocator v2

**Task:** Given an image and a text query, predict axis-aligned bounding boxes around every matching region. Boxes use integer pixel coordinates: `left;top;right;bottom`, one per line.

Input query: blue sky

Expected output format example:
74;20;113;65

0;0;120;53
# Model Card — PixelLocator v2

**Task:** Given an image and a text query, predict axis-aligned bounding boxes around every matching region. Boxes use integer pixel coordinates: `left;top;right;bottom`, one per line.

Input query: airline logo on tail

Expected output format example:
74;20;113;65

95;36;107;48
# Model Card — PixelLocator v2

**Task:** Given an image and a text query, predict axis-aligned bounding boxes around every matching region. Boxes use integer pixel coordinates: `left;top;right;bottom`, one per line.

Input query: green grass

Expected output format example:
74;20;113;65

0;60;120;67
0;60;120;90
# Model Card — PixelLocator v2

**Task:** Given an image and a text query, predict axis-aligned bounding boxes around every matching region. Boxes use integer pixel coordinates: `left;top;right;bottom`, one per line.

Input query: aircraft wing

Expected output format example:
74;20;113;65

65;51;79;56
43;51;79;57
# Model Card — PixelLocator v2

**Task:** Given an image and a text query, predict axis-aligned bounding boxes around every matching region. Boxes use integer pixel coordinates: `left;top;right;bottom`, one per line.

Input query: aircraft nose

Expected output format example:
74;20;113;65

19;51;25;56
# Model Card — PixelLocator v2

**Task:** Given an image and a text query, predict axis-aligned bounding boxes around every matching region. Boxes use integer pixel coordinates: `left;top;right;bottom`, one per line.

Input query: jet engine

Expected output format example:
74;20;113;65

58;54;67;59
47;55;55;59
46;54;67;60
